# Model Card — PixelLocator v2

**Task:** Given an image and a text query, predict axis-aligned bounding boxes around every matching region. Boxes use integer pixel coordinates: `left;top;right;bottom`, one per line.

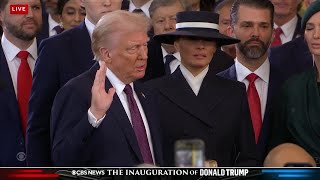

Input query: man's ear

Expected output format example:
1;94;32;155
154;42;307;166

227;25;235;38
173;40;180;52
271;28;275;45
99;47;112;64
80;0;85;8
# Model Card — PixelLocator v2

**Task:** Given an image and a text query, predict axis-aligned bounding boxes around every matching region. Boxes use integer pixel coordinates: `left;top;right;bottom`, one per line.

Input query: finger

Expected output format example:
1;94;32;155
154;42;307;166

98;62;107;90
107;87;116;97
92;67;101;92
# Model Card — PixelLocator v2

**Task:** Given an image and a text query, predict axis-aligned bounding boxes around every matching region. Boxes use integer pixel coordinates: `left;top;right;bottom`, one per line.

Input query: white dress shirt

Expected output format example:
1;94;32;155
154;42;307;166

274;15;298;44
88;62;155;163
180;64;209;96
48;14;61;37
235;58;270;121
161;47;181;74
129;0;153;18
84;17;95;39
1;34;37;97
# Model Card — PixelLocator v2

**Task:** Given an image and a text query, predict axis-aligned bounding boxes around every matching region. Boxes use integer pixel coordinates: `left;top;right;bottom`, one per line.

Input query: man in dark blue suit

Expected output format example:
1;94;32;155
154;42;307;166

51;10;162;166
217;0;285;165
27;0;123;166
0;0;43;166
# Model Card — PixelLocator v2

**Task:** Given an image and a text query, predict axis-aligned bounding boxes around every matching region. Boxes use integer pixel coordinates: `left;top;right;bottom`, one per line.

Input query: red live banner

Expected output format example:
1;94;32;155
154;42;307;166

10;4;28;14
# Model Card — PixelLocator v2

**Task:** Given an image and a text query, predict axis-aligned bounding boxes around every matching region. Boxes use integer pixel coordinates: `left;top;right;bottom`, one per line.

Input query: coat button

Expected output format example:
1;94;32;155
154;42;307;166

16;152;26;161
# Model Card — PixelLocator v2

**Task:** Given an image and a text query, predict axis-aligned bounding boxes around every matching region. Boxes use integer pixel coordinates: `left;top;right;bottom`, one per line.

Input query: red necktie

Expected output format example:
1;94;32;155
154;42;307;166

246;73;262;143
123;85;154;164
17;51;32;137
271;27;283;47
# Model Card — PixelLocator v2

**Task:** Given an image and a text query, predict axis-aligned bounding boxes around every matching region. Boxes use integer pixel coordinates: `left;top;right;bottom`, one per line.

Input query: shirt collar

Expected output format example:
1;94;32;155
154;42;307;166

274;15;298;38
48;14;60;31
85;17;95;38
1;34;38;62
235;57;270;83
99;61;133;96
161;46;181;62
180;64;209;95
129;0;153;17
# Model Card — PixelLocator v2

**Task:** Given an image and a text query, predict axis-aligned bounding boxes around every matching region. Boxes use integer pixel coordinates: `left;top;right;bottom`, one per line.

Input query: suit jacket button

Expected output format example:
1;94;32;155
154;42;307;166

16;152;26;161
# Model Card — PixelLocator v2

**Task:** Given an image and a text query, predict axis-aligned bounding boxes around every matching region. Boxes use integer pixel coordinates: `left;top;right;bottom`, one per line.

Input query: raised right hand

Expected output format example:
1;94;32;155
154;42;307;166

89;62;116;119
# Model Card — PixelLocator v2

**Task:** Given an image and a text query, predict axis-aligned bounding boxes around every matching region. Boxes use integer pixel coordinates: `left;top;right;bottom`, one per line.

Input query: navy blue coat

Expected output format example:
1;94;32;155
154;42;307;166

0;45;26;166
51;63;163;166
269;36;313;81
217;63;285;165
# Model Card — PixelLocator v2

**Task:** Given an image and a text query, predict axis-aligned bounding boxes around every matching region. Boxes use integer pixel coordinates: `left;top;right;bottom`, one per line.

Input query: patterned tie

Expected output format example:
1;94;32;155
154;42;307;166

271;27;283;47
164;54;176;74
17;51;32;137
123;84;154;164
53;25;63;34
246;73;262;144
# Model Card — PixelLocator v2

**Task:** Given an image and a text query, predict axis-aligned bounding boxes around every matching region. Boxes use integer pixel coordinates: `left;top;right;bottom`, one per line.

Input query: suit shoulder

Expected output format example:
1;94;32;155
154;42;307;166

39;27;83;48
215;75;245;90
270;36;302;54
58;69;93;96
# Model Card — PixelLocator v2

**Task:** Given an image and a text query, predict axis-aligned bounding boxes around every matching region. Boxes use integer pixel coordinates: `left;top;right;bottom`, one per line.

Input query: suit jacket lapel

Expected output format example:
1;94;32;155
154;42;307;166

198;71;228;112
72;23;95;72
0;47;23;133
134;83;163;165
259;65;283;144
158;69;214;128
227;64;238;81
89;63;143;162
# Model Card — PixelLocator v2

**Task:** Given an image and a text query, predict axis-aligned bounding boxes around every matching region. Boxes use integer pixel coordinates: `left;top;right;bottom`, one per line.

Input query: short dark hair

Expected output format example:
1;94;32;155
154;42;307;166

230;0;274;28
57;0;69;15
149;0;184;18
0;0;9;10
214;0;234;13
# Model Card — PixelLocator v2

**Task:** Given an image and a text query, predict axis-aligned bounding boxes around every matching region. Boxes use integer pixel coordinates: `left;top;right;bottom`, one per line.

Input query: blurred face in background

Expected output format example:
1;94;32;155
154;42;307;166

270;0;300;18
217;3;236;58
180;0;200;11
304;11;320;57
151;1;184;36
81;0;122;25
218;4;232;36
44;0;59;15
60;0;86;30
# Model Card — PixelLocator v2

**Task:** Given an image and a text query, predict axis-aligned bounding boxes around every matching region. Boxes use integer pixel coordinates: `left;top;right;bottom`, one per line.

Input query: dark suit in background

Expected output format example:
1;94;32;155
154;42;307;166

218;63;285;165
51;63;163;166
0;46;26;166
143;39;234;82
27;22;95;166
36;11;50;45
292;15;303;40
269;36;313;81
148;68;258;167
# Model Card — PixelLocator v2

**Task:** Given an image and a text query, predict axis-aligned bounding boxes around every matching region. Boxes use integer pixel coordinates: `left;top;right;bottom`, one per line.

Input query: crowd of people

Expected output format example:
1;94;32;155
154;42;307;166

0;0;319;167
